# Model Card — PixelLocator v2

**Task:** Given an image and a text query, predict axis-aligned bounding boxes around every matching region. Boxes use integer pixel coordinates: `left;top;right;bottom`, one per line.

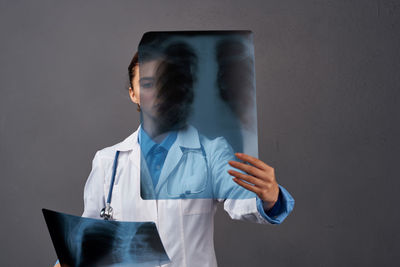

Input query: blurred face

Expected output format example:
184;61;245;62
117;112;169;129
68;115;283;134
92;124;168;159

129;59;161;120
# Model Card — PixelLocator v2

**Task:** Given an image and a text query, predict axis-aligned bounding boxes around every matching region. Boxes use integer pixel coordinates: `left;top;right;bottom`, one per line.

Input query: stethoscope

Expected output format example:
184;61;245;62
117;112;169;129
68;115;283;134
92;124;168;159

100;150;120;220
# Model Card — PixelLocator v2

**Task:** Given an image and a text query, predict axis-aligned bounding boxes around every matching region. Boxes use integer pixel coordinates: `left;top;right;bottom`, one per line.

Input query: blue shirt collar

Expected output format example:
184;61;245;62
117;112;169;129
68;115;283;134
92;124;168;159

115;124;201;152
138;127;177;157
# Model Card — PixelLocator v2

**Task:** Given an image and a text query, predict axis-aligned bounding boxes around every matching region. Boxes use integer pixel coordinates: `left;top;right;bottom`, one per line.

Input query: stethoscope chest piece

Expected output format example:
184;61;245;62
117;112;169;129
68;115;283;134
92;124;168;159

100;203;114;221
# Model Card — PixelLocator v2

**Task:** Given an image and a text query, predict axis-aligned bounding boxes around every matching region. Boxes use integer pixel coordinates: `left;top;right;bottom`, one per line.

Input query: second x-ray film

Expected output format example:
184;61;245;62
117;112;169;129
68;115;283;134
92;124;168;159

43;209;170;267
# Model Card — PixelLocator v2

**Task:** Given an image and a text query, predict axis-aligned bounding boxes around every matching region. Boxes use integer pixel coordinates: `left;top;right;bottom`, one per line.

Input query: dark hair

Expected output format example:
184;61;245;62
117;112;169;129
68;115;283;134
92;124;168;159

128;49;164;89
128;51;139;89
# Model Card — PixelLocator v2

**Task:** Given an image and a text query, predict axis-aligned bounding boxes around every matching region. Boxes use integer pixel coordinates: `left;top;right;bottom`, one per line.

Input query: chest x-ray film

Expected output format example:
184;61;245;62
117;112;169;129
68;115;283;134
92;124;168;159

137;31;258;200
43;209;170;267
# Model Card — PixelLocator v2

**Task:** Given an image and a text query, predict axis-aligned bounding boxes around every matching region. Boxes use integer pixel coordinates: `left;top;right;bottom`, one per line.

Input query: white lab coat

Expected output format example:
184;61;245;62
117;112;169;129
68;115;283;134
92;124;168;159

82;125;292;267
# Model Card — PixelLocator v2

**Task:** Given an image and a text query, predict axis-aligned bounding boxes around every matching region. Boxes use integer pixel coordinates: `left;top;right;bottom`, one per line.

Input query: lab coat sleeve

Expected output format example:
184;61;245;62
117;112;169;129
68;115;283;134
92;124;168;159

81;151;106;219
209;137;294;224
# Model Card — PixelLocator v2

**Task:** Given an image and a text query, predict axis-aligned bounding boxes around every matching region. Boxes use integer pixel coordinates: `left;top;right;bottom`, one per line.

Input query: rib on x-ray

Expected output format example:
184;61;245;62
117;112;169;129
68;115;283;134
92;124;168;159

137;31;258;200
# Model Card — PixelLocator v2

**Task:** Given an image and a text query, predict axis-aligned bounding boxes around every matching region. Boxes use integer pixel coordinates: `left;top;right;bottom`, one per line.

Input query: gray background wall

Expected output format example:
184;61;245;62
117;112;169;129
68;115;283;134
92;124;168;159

1;0;399;266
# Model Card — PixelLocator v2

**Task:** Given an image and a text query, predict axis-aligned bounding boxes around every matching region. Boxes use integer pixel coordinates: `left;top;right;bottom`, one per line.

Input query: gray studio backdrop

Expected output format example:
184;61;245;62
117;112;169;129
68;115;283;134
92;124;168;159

1;0;399;266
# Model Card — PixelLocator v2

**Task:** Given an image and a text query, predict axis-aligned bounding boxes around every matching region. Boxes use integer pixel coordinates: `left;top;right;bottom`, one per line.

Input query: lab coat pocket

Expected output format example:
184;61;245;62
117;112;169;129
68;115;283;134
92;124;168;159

181;199;213;215
167;149;208;197
104;161;123;186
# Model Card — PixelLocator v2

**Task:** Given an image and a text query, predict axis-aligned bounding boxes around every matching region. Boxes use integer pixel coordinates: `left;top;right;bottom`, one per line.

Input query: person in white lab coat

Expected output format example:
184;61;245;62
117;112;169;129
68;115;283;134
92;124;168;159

54;46;295;267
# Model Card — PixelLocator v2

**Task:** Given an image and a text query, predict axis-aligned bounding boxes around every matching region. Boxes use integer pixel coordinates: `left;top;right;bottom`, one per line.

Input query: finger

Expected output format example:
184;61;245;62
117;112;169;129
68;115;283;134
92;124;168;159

228;160;266;179
232;177;261;194
235;153;271;171
227;169;266;188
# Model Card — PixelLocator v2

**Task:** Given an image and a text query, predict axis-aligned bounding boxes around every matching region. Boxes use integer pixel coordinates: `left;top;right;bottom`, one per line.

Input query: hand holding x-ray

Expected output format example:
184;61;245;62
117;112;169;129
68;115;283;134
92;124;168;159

228;153;280;211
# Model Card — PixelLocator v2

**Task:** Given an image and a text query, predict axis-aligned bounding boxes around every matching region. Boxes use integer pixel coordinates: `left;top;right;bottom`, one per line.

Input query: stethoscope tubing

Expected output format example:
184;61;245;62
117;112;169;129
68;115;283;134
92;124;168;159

100;150;120;220
107;150;120;204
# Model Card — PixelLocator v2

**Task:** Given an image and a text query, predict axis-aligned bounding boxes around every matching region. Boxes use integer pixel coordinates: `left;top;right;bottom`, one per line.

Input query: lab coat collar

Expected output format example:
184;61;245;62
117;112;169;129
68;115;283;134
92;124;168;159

175;125;201;149
114;124;201;152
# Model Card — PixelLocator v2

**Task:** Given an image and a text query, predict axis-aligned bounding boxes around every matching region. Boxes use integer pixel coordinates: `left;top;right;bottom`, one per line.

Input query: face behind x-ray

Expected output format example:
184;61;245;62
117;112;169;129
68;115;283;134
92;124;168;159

138;31;258;200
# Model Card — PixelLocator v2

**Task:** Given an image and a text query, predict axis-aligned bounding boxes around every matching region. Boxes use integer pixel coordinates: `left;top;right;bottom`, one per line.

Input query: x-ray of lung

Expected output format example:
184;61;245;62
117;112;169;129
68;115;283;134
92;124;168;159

137;31;258;200
43;209;170;267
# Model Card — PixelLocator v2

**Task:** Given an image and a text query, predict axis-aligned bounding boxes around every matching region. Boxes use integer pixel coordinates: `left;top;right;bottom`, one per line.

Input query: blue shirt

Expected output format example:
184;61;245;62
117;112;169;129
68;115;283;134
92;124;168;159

138;128;177;188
